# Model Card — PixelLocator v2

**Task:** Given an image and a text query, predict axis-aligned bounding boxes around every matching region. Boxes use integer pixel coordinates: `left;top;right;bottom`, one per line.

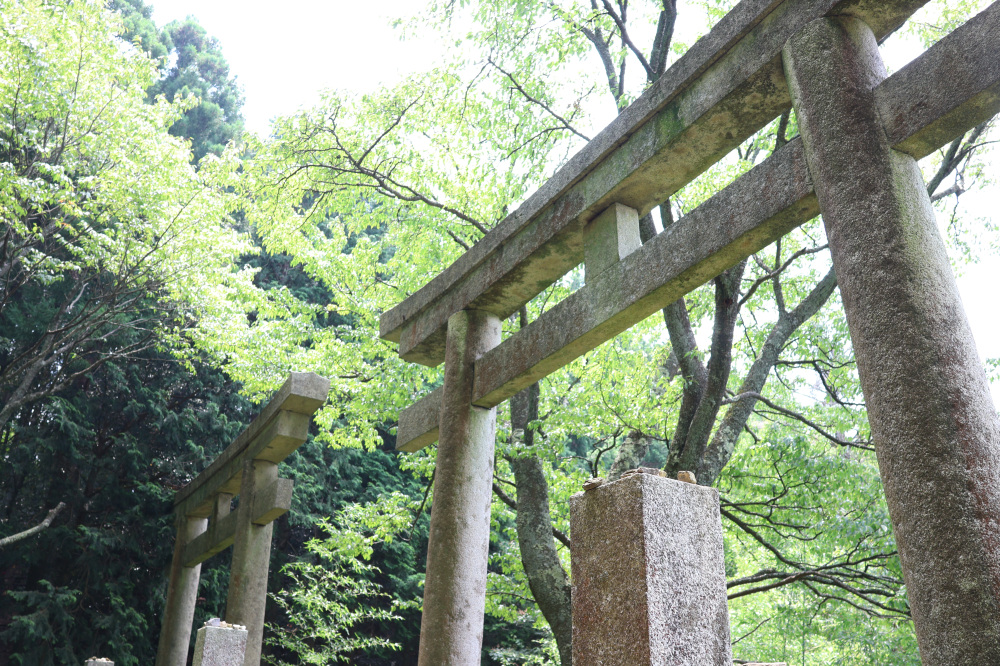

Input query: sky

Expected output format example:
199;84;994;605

152;0;428;135
150;0;1000;395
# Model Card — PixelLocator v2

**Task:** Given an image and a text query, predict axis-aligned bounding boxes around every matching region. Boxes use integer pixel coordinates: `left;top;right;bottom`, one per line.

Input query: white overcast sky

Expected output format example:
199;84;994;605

150;1;1000;396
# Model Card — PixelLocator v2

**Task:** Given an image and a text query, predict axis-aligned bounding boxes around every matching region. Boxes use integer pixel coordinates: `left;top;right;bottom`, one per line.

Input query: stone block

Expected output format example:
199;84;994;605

85;659;114;666
584;203;641;283
571;472;731;665
192;622;248;666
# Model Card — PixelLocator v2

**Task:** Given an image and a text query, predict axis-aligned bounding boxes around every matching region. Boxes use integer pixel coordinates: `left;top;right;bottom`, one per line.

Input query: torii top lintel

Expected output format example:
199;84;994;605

378;0;936;367
382;0;999;452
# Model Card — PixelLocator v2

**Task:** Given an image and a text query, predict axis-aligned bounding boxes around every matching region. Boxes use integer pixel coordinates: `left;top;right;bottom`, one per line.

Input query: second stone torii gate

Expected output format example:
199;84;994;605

379;1;1000;663
155;372;330;666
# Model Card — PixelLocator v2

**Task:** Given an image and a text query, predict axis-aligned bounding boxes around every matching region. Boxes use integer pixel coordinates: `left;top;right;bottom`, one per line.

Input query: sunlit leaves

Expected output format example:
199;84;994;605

0;0;259;429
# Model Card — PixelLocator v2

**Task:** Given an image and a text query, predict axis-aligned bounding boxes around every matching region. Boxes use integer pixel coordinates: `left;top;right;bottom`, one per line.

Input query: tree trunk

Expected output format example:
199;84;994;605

510;382;573;665
699;267;839;485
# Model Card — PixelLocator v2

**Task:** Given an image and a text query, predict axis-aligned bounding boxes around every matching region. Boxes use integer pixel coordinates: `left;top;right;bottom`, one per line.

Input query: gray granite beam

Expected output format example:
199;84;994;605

392;2;1000;451
182;493;234;567
174;372;328;519
183;510;237;568
877;1;1000;160
175;410;310;519
379;0;931;367
396;387;442;452
473;139;813;410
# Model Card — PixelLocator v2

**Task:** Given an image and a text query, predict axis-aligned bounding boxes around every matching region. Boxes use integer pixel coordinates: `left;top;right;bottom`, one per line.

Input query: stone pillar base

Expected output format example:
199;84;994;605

571;472;732;665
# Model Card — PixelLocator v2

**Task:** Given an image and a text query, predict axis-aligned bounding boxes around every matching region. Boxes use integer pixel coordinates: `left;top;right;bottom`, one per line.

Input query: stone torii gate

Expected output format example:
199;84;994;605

379;0;1000;664
155;372;330;666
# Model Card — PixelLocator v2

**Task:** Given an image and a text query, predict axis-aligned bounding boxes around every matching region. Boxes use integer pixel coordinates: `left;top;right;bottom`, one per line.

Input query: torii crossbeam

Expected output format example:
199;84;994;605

379;1;1000;663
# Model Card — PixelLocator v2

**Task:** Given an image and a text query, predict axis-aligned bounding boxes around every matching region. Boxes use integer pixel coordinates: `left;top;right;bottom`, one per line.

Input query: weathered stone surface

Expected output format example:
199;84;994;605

393;3;1000;451
417;310;501;666
785;16;1000;664
175;372;329;518
878;1;1000;160
183;493;236;569
176;410;308;518
183;478;293;567
677;470;697;484
396;386;442;452
379;0;933;367
192;625;247;666
84;658;114;666
571;473;731;665
251;477;294;526
226;459;278;666
155;514;207;666
584;203;641;283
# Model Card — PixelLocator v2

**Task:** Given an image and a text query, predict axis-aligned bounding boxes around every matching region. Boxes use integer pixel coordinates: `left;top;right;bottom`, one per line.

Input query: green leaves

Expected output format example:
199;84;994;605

264;496;419;664
0;0;261;431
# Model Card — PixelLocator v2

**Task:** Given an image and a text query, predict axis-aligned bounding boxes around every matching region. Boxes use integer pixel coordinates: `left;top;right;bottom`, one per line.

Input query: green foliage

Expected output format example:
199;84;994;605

151;18;245;161
0;343;251;665
234;1;994;663
112;0;245;161
0;3;254;663
0;0;257;433
1;1;995;665
108;0;170;61
905;0;991;47
2;582;79;666
265;495;417;665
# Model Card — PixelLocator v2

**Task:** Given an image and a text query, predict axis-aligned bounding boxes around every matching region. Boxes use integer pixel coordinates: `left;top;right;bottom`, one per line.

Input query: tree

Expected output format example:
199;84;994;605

150;17;245;161
0;0;255;435
110;0;246;162
0;346;251;666
0;502;64;549
0;4;264;664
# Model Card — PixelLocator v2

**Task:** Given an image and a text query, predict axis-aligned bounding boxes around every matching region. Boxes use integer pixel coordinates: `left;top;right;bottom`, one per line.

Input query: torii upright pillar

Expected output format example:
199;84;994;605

417;309;501;665
784;17;1000;663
